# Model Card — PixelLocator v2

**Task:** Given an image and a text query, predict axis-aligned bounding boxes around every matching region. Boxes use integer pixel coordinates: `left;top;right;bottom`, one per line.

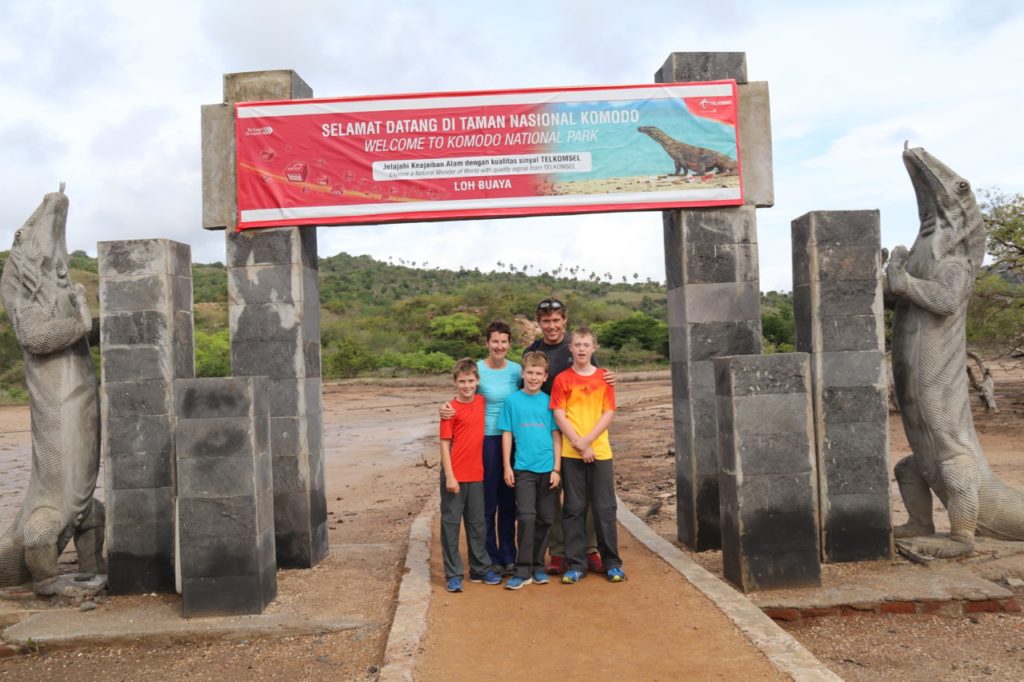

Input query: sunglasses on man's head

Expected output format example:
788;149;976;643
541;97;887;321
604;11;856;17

537;299;565;311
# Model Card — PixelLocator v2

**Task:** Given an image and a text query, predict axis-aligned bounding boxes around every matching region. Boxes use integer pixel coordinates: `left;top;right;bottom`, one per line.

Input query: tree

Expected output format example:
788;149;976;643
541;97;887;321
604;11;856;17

425;312;482;360
761;291;795;353
967;190;1024;355
981;189;1024;284
596;312;668;356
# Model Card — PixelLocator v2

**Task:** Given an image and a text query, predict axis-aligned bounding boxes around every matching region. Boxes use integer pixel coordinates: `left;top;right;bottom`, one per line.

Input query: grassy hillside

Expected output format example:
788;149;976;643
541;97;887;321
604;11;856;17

0;249;676;401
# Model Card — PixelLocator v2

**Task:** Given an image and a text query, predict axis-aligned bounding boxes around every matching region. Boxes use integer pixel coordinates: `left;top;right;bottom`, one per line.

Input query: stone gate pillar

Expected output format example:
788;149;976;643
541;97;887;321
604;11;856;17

657;52;773;550
792;210;892;562
99;239;194;594
202;71;329;568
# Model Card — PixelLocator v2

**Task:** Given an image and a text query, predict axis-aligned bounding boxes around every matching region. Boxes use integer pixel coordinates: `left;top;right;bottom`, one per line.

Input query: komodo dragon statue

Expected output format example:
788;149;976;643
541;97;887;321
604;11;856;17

885;145;1024;558
637;125;738;178
0;184;104;594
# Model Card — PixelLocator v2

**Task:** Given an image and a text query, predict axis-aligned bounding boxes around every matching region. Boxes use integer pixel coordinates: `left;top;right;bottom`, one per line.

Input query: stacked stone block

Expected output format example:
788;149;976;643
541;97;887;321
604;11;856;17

227;227;328;568
657;52;770;551
716;353;821;591
174;377;277;617
792;210;892;562
99;239;194;594
663;207;762;550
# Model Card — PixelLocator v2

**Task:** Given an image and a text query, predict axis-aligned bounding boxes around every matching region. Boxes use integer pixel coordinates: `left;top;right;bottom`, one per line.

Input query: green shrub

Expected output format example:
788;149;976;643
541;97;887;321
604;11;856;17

378;350;454;374
324;338;377;378
596;312;668;356
194;329;231;377
605;340;666;368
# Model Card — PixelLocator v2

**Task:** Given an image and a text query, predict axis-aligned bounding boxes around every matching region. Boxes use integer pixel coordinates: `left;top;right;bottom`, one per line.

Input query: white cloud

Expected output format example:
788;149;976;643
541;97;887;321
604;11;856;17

1;0;1021;293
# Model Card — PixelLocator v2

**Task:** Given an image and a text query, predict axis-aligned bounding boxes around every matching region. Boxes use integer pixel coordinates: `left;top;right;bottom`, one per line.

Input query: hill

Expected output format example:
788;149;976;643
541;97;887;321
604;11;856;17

0;249;686;402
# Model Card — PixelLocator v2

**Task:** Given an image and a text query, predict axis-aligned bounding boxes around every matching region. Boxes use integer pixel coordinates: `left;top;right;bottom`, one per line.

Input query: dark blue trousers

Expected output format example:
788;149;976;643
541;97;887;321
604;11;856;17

483;435;517;565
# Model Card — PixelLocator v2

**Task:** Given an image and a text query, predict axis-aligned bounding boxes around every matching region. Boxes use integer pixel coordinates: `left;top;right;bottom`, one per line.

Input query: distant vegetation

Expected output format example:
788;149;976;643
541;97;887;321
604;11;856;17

3;187;1021;405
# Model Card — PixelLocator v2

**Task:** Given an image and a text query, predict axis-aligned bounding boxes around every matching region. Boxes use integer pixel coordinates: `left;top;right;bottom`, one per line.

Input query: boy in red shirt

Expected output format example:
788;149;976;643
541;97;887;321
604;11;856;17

439;358;502;592
550;328;625;584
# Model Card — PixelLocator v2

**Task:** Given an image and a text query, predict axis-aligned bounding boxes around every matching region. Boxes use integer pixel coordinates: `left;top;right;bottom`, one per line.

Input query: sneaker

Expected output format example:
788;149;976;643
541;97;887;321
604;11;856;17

586;552;605;574
607;567;626;582
532;570;550;585
446;576;463;592
546;555;567;575
468;571;502;584
505;575;533;590
561;569;585;584
502;563;516;577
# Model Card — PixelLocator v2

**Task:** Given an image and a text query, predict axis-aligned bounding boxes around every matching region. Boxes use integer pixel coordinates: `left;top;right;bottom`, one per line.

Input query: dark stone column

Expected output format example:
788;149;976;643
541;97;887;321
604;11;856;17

226;226;328;568
716;353;821;591
657;52;772;551
664;207;761;550
792;210;892;562
174;377;276;617
99;239;194;594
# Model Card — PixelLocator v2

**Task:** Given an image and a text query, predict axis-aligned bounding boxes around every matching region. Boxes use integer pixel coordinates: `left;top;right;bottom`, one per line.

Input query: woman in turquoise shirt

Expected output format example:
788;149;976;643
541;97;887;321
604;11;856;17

475;320;522;574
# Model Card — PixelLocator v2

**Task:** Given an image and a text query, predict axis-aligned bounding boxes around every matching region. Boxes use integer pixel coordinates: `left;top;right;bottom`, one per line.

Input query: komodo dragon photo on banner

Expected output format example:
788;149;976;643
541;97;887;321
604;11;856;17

885;145;1024;558
637;125;738;178
0;184;104;593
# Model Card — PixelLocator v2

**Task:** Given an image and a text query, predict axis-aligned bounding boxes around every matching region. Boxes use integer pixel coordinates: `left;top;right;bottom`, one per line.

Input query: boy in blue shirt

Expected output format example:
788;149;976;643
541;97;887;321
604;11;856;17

499;352;562;589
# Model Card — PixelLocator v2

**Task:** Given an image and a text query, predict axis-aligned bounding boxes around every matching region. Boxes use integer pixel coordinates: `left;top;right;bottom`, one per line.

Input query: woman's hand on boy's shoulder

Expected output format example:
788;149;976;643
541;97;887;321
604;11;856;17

439;401;455;420
603;369;616;386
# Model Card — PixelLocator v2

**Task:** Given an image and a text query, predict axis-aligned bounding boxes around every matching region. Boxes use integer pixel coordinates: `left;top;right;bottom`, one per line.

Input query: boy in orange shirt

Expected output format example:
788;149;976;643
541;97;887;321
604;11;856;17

550;328;625;583
439;358;502;592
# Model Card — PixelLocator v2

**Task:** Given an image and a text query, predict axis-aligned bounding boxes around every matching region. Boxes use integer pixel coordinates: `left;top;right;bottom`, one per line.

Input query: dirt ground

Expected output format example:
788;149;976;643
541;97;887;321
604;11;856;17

0;367;1023;679
608;367;1024;682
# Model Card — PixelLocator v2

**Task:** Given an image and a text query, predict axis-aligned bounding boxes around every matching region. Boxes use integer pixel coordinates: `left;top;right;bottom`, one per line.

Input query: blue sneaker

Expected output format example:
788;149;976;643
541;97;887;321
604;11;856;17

469;570;502;585
607;567;626;582
561;569;585;584
505;575;533;590
532;570;550;585
446;576;463;592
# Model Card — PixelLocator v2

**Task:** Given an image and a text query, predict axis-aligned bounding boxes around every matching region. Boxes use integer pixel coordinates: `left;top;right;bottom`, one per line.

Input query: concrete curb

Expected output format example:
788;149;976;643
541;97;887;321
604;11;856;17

379;490;439;682
1;608;366;648
616;497;841;681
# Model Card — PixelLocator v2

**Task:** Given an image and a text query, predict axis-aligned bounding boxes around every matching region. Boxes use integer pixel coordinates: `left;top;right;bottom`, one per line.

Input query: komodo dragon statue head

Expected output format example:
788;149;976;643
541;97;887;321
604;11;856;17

1;183;73;324
902;144;985;279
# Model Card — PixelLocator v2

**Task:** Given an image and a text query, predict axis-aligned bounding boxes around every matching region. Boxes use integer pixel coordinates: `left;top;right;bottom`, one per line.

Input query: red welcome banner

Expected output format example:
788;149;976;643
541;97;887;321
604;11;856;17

235;82;743;229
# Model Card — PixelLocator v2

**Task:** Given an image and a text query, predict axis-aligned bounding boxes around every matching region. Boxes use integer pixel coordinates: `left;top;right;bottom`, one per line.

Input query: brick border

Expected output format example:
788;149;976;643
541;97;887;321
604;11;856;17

763;596;1021;621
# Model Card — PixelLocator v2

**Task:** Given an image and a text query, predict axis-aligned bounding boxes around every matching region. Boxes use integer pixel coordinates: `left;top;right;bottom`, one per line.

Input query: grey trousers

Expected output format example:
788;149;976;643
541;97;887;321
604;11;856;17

562;458;621;573
513;470;556;578
548;493;598;558
440;477;493;579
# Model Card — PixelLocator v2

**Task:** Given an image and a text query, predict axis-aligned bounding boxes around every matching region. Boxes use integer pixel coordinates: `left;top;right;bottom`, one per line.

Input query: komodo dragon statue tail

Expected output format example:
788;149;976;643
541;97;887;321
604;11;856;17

637;125;738;177
0;185;104;593
885;145;1024;558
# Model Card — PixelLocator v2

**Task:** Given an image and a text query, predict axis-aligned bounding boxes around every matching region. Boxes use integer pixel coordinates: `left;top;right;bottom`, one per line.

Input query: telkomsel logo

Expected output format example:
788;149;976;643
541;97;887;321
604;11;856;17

245;126;274;136
699;98;733;110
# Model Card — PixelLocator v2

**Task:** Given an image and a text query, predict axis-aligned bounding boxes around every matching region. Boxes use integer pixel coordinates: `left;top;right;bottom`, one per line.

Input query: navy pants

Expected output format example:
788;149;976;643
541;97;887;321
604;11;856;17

483;435;517;565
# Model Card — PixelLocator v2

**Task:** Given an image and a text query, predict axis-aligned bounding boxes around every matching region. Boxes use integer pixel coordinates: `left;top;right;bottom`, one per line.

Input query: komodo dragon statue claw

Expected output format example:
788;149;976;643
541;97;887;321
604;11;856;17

885;146;1024;558
0;185;104;594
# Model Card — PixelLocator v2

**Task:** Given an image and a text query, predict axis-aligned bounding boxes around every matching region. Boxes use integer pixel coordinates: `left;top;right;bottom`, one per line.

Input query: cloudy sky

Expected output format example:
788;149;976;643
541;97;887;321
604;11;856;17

1;0;1021;291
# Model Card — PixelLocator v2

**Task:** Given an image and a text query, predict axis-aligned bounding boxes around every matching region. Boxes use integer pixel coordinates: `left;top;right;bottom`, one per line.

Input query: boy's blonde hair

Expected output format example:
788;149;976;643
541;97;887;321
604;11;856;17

571;326;598;344
452;357;479;379
521;351;549;370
